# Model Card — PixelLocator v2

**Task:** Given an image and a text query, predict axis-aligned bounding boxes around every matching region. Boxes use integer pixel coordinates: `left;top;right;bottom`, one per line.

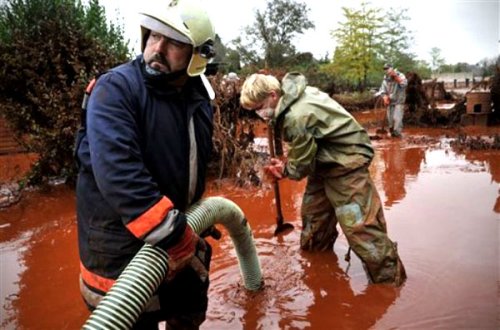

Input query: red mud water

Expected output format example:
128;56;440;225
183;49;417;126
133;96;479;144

1;111;499;329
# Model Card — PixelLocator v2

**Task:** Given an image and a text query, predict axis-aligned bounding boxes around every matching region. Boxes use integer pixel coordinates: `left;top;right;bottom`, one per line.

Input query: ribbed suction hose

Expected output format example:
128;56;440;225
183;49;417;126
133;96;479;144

83;196;262;330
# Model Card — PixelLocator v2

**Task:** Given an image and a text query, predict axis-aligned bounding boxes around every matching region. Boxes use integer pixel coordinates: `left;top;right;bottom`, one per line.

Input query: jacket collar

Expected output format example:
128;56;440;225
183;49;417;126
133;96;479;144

273;72;308;122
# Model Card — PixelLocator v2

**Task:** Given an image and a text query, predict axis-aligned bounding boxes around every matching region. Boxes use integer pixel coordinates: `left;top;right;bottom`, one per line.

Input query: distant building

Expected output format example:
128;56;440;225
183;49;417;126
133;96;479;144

430;72;485;89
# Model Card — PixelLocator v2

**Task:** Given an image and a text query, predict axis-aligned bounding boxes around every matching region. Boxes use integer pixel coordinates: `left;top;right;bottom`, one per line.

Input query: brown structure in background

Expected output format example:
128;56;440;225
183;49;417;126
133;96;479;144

463;91;492;126
405;72;496;127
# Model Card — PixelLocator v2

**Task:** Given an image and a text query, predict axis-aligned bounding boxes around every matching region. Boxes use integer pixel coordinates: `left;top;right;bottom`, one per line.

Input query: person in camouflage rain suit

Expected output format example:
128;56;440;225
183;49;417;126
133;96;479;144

240;72;406;286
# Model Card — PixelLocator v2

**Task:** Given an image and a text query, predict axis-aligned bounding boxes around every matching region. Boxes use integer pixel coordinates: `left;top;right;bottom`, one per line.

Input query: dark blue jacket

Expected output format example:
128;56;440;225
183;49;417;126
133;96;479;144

75;55;213;292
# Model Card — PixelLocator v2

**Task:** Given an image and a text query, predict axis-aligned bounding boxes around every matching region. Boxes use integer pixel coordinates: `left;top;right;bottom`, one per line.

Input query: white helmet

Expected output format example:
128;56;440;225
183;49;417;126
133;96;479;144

139;0;216;77
226;72;239;81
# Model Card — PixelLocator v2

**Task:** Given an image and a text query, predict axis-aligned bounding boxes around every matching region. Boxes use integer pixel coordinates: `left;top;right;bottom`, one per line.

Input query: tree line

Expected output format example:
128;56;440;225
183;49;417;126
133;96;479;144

0;0;497;186
217;0;497;91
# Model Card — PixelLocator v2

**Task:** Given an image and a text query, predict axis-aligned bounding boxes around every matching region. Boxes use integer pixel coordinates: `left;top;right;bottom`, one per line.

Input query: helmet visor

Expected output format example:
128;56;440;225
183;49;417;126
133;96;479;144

140;14;192;45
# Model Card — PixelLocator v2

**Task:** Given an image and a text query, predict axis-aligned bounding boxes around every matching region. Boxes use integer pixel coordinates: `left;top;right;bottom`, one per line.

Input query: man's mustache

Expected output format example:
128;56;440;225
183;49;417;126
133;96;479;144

148;53;169;67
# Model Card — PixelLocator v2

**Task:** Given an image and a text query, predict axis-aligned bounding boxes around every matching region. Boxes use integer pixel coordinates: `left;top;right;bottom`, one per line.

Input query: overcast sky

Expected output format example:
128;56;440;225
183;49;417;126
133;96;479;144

100;0;499;65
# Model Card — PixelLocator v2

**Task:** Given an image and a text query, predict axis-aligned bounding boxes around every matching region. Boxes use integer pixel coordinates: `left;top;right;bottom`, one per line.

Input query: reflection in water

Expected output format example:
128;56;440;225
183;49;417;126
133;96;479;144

380;140;426;207
299;252;399;329
0;128;499;329
0;187;88;329
0;238;28;329
458;146;500;213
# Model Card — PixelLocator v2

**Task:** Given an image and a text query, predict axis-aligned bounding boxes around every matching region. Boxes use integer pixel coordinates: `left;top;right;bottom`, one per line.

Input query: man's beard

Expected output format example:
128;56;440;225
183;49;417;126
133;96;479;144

146;53;171;75
141;56;188;87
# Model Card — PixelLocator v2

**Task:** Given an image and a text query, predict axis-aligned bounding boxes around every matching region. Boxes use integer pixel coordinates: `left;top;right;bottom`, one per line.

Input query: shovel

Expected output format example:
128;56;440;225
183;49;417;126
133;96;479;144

267;122;294;236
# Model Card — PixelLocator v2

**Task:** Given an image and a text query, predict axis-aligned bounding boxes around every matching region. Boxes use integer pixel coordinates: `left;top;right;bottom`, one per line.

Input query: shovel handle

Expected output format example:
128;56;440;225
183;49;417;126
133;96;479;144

272;180;284;223
267;123;285;221
267;122;294;235
267;121;277;158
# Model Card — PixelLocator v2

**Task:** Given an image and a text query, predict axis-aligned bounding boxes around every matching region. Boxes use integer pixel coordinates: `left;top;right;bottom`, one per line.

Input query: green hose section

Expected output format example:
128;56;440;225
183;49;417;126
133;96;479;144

186;196;262;291
83;245;168;329
83;196;262;330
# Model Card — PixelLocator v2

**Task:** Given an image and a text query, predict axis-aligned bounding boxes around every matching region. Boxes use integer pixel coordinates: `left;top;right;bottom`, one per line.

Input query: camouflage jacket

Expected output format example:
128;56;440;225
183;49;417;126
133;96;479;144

273;72;374;180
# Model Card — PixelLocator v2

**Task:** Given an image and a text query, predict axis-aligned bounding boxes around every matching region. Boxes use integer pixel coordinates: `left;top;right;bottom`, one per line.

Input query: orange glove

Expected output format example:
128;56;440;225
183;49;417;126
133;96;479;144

388;69;403;83
383;95;391;106
264;157;285;181
156;209;211;282
166;225;211;284
165;225;199;278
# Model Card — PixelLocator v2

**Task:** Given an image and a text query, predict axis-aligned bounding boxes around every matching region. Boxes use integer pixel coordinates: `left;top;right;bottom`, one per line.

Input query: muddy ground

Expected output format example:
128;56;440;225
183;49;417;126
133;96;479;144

0;109;499;329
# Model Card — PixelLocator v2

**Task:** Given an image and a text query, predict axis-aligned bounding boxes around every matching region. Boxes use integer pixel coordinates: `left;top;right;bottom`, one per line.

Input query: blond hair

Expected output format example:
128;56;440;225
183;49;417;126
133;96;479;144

240;73;281;110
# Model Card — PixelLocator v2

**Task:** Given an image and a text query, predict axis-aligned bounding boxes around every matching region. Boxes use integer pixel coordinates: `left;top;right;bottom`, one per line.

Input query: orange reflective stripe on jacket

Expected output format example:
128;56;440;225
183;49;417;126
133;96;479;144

126;196;174;238
85;78;97;94
80;262;115;293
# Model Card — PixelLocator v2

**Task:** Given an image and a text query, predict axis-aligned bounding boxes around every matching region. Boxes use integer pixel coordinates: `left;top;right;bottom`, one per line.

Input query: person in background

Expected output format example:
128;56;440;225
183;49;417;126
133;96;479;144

378;63;408;138
74;0;217;328
220;71;240;98
240;72;406;286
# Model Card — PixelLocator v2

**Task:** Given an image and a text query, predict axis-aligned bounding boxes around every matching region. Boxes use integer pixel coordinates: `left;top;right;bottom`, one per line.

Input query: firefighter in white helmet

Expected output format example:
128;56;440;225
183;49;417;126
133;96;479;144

139;0;216;77
75;1;217;328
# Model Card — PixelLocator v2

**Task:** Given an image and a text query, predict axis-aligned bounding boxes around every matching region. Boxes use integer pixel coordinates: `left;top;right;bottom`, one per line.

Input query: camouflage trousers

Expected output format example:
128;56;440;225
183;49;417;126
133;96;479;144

300;164;406;286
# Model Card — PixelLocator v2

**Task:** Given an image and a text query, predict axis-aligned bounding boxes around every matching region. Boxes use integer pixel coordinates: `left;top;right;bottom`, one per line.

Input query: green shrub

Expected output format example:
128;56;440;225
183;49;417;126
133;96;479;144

0;0;130;186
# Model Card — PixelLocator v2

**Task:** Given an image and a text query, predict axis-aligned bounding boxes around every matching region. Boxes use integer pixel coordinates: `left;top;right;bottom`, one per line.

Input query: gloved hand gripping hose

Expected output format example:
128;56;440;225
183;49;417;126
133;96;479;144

82;196;263;330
